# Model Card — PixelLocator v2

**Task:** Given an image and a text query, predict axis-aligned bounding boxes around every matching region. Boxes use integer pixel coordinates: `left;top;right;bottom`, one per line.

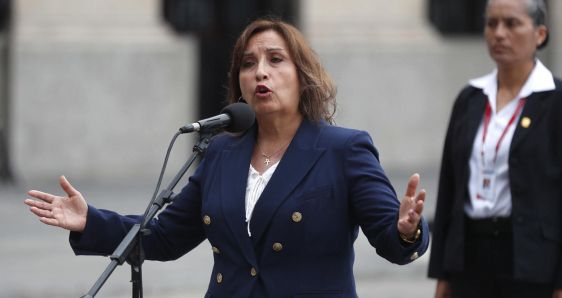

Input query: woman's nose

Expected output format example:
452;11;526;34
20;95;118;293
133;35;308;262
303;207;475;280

255;60;268;81
494;22;507;38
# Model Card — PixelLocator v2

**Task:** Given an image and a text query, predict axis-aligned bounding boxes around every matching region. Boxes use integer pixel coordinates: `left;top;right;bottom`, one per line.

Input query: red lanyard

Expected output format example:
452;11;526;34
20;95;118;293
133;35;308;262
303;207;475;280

481;98;526;163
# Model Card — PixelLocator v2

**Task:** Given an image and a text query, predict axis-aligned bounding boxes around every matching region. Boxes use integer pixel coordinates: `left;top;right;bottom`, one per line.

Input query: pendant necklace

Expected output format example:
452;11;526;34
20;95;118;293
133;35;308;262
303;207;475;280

258;141;290;166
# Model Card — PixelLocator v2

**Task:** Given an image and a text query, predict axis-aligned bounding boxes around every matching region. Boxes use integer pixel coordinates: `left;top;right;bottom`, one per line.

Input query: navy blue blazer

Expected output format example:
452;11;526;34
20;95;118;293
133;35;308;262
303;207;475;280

71;119;429;297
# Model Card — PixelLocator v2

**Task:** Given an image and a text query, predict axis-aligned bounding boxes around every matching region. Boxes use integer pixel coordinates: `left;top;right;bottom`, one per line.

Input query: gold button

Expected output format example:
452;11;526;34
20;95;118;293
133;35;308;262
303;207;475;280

212;246;220;254
292;212;302;223
272;242;283;252
250;267;257;277
216;272;223;283
203;215;211;226
410;252;419;261
521;117;531;128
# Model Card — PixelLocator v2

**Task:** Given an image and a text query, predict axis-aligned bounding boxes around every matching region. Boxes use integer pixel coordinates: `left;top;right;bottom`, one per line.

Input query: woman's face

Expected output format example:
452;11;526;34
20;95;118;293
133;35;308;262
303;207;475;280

239;30;301;119
484;0;547;67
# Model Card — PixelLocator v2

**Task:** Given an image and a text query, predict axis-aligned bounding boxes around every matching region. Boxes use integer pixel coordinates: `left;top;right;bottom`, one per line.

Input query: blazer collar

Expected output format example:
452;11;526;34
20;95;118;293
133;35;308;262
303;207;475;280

218;128;256;265
219;119;326;258
469;60;555;116
465;91;487;161
248;119;326;246
465;88;553;156
510;90;551;152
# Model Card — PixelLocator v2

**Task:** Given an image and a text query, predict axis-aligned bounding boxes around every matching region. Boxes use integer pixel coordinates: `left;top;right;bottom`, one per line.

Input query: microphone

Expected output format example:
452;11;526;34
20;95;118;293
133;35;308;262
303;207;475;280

179;102;255;134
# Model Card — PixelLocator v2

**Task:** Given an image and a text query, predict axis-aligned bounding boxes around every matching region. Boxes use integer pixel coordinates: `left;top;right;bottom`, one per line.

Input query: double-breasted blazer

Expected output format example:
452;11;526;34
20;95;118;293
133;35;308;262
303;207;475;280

428;80;562;287
71;119;430;297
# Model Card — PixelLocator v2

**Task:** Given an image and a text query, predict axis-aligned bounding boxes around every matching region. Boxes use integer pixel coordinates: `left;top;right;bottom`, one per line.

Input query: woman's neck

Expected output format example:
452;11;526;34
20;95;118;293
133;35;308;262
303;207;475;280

251;113;303;174
256;113;303;145
496;60;534;111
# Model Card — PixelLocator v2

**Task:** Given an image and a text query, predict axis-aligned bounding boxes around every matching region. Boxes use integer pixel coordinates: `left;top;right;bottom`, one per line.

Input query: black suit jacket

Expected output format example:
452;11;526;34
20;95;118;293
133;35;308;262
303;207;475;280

428;79;562;286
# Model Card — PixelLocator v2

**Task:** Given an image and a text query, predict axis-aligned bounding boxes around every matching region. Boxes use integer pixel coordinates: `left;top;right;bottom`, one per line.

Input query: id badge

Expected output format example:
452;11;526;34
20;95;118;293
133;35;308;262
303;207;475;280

477;168;495;201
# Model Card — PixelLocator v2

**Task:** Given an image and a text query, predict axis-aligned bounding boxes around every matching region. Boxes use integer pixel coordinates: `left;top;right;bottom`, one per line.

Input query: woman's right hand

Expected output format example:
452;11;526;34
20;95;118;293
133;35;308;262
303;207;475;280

435;279;452;298
24;175;88;232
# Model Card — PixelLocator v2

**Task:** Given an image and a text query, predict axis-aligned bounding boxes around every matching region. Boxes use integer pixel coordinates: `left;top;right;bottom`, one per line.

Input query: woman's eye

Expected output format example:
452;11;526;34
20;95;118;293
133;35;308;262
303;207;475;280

271;56;283;63
505;19;518;28
241;60;255;68
486;19;498;28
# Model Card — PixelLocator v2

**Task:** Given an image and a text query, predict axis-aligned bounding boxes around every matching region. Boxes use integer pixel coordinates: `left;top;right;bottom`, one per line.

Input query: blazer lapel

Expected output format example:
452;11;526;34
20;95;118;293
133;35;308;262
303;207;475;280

219;128;258;266
510;91;550;153
464;91;487;162
249;120;326;246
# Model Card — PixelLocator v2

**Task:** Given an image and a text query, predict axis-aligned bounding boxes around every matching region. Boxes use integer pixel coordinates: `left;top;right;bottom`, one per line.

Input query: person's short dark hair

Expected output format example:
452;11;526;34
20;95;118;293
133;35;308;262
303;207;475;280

227;18;337;124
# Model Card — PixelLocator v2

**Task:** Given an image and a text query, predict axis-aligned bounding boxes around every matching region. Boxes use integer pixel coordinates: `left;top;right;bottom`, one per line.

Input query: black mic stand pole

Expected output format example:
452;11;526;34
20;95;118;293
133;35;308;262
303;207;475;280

81;131;216;298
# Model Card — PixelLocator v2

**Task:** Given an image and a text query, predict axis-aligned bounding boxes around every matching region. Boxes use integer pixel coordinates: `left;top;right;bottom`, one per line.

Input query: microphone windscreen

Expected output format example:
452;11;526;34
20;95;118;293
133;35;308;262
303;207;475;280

221;103;255;133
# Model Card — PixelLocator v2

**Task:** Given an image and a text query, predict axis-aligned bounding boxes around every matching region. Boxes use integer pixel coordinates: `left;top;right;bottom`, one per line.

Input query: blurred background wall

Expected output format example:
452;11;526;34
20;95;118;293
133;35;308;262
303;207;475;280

6;0;197;186
0;0;561;195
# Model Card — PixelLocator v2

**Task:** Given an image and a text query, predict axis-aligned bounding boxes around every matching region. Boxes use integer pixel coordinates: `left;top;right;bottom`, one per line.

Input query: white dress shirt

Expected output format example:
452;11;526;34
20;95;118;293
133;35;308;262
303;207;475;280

245;162;279;236
465;60;555;218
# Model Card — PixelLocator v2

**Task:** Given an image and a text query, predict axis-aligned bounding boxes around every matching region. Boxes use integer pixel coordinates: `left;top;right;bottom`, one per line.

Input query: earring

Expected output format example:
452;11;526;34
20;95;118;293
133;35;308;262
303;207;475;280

238;96;247;103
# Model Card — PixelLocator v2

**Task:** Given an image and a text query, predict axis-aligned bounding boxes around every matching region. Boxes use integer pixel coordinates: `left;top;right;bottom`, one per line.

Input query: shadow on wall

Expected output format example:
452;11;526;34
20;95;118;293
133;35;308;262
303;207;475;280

428;0;487;35
162;0;300;119
0;0;11;183
0;125;11;182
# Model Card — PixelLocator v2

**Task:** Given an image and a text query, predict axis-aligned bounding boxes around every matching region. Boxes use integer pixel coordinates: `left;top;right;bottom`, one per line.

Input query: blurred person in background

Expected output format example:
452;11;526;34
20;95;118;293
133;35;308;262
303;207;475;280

24;18;429;297
428;0;562;297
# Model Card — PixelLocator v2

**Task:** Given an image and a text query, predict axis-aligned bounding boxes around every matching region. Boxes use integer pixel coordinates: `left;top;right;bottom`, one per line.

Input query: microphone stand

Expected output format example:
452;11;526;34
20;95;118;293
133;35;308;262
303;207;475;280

81;131;216;298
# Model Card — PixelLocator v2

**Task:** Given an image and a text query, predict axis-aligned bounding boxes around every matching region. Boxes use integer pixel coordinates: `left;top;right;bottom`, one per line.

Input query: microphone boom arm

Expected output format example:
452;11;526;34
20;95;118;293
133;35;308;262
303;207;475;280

81;131;216;298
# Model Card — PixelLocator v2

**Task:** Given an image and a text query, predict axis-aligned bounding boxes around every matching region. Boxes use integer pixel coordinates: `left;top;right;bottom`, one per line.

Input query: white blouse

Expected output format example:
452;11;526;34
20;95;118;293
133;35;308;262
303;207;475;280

245;162;279;236
465;60;555;218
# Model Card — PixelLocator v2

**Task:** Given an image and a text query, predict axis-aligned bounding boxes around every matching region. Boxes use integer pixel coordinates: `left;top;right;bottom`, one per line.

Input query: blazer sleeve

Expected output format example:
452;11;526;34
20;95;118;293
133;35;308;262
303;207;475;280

345;131;430;265
69;151;210;261
427;86;472;279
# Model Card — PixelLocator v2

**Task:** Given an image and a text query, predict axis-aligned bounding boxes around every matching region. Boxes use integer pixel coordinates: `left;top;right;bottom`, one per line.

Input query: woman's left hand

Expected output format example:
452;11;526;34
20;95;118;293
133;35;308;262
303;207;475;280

397;173;426;239
552;289;562;298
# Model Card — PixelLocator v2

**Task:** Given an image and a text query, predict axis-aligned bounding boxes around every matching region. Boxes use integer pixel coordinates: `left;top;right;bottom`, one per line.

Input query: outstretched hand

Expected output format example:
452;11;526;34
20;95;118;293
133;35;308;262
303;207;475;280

397;173;426;239
24;175;88;232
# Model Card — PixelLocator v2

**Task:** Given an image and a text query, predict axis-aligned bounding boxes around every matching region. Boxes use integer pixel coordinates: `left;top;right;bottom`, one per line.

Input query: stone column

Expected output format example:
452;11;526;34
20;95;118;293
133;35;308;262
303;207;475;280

11;0;198;184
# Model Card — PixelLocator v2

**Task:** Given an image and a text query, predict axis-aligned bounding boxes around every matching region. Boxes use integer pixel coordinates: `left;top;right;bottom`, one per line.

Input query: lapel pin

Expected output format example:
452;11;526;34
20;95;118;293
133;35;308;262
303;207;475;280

520;117;531;128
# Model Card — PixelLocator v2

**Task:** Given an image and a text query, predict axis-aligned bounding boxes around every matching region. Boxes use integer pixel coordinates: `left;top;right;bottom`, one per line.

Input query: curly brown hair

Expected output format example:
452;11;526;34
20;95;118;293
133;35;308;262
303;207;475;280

227;18;337;124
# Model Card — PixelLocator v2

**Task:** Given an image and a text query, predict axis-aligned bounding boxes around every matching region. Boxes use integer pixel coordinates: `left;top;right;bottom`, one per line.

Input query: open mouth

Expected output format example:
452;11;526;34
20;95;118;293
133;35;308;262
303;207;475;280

255;85;271;95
